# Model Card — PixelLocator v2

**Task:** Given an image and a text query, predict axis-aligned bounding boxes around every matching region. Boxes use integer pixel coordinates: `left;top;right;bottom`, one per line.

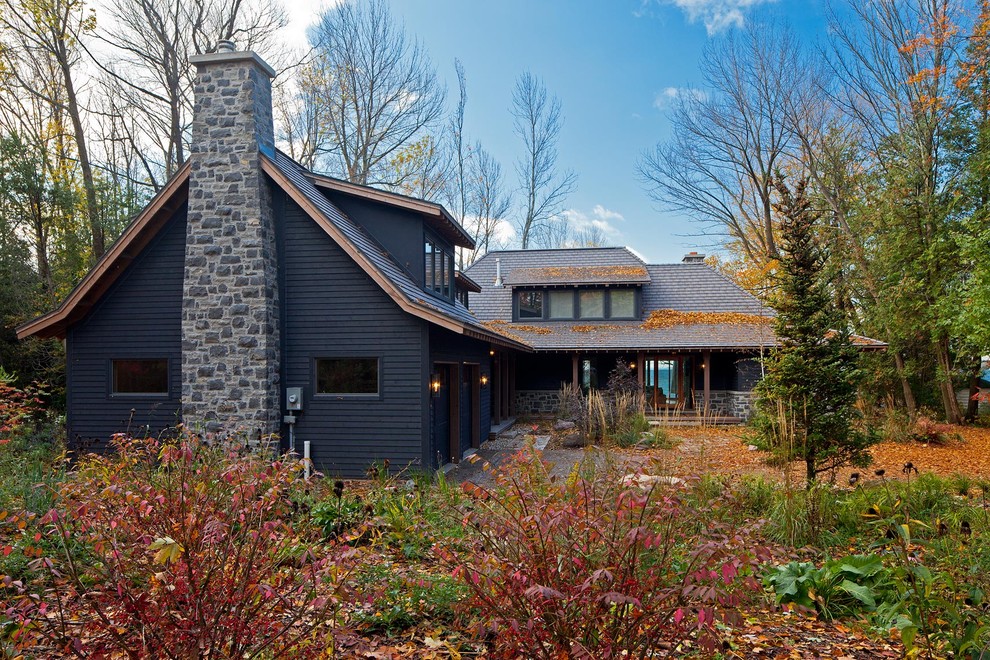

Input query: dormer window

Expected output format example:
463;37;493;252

513;287;640;321
518;291;543;318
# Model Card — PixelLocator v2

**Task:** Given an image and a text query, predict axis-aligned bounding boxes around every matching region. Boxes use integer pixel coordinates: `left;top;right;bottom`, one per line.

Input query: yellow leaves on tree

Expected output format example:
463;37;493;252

641;309;772;330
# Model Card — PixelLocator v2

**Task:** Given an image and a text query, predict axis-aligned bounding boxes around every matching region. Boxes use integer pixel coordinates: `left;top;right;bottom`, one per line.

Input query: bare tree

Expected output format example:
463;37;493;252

387;134;449;201
94;0;288;182
512;71;576;249
304;0;445;186
449;60;469;219
1;0;107;259
461;143;511;264
639;20;799;263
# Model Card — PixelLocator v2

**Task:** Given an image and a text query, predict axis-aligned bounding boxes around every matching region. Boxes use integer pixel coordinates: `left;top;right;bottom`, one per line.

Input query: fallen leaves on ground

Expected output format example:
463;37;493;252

630;424;990;486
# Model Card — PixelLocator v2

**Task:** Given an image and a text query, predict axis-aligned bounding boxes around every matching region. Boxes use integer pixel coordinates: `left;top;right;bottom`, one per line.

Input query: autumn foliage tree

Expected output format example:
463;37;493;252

753;177;874;487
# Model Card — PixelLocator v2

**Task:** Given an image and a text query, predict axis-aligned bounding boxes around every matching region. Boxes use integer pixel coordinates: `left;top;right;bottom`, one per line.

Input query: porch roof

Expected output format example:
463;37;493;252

480;319;776;351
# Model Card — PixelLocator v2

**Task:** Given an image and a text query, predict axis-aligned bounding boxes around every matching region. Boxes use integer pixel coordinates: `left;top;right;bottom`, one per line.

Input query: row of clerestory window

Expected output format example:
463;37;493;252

514;288;639;321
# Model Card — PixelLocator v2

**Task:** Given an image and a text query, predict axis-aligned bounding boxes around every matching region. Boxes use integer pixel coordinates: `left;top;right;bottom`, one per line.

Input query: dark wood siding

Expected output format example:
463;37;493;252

66;209;185;447
321;191;427;287
276;189;427;477
428;326;492;460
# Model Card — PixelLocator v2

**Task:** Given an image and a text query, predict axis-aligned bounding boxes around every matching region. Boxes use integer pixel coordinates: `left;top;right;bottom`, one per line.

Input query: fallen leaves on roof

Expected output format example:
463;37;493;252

570;324;621;333
509;265;650;284
482;320;552;342
641;309;773;330
540;265;648;278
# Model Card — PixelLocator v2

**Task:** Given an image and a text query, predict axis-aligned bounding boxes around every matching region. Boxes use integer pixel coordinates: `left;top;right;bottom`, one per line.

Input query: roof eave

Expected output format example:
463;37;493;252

16;164;192;341
262;155;528;352
307;172;476;249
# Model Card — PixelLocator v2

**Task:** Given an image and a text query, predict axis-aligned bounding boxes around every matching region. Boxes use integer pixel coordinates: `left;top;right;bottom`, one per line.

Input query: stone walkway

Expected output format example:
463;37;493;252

445;421;649;489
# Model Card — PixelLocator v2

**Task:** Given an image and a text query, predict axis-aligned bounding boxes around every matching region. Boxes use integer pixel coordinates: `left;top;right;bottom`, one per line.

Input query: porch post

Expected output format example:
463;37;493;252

703;350;711;412
491;353;500;425
572;354;579;387
636;352;644;387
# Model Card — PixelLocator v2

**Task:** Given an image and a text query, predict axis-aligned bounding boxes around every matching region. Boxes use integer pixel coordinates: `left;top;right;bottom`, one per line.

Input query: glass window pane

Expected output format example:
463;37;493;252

442;251;451;298
424;241;434;289
518;291;543;319
610;290;636;318
578;290;604;318
548;290;574;319
316;358;379;395
112;359;168;394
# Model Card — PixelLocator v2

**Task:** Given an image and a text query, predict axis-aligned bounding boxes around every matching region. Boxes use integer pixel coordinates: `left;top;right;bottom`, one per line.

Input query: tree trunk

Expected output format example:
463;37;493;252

934;337;962;424
965;357;981;422
893;352;917;420
58;46;105;260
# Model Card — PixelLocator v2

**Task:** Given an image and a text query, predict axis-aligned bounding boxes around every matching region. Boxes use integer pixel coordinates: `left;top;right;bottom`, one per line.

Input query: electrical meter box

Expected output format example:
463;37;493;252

286;387;303;411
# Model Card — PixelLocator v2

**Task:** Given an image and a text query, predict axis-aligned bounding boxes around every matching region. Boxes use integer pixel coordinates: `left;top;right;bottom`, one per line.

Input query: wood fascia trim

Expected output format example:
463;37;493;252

261;158;468;336
308;172;474;248
16;164;192;340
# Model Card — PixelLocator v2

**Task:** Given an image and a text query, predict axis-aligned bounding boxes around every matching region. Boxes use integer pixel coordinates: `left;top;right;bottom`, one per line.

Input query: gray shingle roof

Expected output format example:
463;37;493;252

466;248;648;321
269;151;526;348
464;248;777;352
481;320;775;351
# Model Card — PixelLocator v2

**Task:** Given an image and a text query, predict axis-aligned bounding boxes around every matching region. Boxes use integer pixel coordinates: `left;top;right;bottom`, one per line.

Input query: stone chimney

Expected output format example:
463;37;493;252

682;251;706;263
181;44;280;436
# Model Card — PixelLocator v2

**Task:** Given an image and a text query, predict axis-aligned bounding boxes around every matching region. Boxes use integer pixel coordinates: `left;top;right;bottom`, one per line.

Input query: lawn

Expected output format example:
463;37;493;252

2;418;989;658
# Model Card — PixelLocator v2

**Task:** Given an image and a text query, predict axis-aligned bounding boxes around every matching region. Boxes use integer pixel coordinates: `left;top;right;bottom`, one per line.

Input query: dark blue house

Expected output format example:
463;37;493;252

18;47;884;476
17;46;525;476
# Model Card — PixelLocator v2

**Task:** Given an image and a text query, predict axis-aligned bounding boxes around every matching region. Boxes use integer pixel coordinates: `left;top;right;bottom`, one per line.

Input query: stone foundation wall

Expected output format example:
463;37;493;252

516;390;562;416
695;390;755;419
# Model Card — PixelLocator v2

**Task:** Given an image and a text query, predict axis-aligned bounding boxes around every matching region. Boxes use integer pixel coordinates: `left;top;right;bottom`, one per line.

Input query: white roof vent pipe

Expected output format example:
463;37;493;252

494;258;503;287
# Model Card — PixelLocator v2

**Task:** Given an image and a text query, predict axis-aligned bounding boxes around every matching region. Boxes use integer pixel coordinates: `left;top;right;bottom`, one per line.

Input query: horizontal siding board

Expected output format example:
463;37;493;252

67;209;186;448
277;188;426;477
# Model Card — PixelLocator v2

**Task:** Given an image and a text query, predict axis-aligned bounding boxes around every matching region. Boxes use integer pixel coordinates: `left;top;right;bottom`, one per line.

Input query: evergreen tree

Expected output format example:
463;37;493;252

754;177;875;487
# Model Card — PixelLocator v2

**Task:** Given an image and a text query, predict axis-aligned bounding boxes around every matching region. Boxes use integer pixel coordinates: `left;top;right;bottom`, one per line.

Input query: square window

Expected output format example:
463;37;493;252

112;359;168;394
316;358;379;395
518;291;544;319
578;290;605;319
610;290;636;318
548;290;574;319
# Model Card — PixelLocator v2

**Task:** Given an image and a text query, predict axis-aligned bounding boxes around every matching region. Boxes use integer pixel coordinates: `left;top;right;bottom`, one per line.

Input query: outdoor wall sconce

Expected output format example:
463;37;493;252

629;362;637;369
430;375;441;396
480;374;489;388
489;349;495;356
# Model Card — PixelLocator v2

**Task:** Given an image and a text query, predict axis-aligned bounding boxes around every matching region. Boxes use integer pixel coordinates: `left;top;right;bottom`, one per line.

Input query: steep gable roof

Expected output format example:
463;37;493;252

18;153;526;350
308;173;475;249
16;164;191;340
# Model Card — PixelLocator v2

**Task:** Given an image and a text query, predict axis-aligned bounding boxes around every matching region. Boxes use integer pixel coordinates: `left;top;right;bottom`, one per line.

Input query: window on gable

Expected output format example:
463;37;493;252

578;290;605;319
518;291;544;319
424;236;454;301
316;358;379;395
112;359;168;395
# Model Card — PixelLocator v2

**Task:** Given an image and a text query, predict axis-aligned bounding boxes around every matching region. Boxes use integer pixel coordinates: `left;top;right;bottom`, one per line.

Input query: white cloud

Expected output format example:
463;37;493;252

560;205;625;244
653;86;707;110
654;0;776;35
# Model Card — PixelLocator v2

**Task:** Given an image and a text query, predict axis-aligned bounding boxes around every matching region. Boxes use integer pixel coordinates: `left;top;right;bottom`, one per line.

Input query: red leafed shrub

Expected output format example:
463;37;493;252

910;416;959;445
3;433;356;658
446;450;776;658
0;375;45;444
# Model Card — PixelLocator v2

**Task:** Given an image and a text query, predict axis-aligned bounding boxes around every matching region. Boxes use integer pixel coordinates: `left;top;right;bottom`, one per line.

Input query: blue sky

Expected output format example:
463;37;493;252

285;0;831;263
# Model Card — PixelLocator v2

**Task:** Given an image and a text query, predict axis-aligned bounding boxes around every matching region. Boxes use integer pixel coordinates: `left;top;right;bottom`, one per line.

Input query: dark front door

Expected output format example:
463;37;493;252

433;365;451;466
